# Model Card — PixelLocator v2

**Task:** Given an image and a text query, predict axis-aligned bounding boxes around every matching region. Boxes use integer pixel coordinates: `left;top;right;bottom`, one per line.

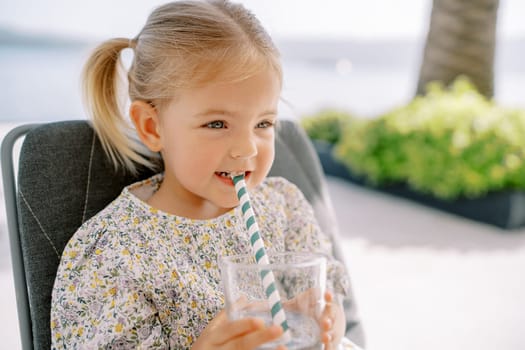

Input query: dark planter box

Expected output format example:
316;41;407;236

313;140;525;229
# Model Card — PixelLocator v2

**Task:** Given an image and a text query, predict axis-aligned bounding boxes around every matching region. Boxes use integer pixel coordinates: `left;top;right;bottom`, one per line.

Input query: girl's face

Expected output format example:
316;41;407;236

137;69;281;219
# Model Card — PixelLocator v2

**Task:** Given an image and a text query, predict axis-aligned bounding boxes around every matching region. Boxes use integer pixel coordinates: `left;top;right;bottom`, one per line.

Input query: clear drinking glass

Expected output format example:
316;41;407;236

220;252;327;350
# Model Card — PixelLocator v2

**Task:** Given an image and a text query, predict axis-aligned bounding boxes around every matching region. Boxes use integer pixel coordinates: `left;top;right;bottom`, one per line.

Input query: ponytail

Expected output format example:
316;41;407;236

82;38;158;174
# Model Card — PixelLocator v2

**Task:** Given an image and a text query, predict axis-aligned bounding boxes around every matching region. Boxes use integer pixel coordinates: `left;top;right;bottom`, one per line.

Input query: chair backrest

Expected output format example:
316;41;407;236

1;119;355;350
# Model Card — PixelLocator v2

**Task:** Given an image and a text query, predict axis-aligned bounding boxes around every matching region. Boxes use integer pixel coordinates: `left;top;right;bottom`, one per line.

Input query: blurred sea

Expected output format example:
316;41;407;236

0;37;523;123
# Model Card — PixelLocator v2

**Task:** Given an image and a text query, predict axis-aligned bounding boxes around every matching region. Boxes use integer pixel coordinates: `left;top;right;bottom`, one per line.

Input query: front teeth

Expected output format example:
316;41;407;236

217;171;245;178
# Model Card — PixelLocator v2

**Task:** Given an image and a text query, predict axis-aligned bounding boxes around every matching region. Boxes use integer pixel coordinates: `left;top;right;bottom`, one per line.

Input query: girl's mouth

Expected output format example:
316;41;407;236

215;171;251;185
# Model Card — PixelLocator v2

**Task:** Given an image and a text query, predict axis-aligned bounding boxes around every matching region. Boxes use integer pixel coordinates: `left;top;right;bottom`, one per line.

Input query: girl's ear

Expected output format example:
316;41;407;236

130;101;163;152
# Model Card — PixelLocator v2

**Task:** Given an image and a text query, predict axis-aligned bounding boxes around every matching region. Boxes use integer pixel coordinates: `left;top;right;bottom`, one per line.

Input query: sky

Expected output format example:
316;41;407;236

0;0;524;41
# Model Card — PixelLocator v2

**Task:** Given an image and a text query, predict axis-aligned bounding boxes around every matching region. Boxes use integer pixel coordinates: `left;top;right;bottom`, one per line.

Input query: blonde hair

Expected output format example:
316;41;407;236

82;0;282;173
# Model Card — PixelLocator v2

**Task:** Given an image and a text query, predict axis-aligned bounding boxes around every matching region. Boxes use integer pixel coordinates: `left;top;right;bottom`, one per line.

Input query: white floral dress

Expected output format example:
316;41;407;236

51;175;348;349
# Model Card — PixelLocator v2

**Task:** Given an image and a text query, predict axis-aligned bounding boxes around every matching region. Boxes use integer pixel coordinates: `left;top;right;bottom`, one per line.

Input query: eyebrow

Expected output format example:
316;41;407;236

193;109;278;118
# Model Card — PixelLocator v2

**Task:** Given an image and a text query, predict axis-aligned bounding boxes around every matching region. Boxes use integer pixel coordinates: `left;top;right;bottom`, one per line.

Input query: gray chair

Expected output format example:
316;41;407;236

1;120;364;350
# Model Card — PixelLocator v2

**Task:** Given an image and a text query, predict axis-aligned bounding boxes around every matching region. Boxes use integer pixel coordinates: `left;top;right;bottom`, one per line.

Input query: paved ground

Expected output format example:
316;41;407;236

327;177;525;350
1;127;525;349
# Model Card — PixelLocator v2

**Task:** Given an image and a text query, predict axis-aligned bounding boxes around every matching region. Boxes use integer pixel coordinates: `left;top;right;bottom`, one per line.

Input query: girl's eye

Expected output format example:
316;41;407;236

256;120;275;129
206;121;225;129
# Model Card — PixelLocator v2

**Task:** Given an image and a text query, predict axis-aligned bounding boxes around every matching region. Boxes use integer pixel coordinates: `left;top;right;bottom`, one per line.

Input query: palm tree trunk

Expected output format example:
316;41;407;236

416;0;500;97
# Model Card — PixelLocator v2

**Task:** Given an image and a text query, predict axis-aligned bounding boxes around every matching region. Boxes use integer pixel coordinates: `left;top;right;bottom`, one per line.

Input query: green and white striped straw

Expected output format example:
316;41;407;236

232;174;291;341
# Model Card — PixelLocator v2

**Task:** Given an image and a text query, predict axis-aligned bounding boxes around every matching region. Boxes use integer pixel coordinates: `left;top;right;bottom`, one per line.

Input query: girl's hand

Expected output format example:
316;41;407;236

319;291;346;350
191;309;287;350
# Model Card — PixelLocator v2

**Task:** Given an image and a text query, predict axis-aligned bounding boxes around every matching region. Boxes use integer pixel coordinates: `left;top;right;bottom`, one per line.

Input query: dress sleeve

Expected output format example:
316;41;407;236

281;180;350;296
50;226;169;349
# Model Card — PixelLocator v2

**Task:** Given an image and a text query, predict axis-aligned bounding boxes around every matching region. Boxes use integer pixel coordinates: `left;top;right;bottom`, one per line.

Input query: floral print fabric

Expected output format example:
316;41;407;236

51;174;348;349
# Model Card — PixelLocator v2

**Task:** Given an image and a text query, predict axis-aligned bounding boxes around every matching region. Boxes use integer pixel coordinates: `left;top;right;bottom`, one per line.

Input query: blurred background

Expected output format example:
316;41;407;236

1;1;525;349
1;0;523;122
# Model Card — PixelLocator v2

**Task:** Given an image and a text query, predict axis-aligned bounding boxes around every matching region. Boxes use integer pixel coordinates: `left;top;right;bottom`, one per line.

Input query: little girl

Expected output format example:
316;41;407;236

51;1;350;349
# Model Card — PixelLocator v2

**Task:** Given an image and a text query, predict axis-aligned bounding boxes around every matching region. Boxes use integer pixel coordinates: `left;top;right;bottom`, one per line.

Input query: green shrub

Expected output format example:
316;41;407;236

333;77;525;200
300;109;354;145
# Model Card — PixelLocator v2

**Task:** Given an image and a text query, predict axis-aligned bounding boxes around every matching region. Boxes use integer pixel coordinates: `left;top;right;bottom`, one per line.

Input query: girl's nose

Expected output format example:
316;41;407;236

230;135;258;159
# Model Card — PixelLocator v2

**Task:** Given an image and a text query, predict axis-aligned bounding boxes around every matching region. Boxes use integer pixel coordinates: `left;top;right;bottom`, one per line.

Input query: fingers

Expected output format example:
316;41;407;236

322;328;333;347
320;293;336;326
207;309;228;326
321;312;334;347
320;293;346;350
212;316;266;345
229;323;283;349
320;293;337;348
324;290;334;302
202;310;285;350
